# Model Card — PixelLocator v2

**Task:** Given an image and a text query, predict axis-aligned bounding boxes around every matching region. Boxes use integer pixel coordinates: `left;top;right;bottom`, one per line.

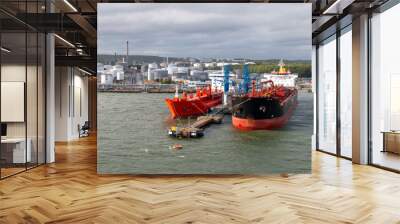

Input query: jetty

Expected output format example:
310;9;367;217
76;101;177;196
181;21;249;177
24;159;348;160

168;114;224;138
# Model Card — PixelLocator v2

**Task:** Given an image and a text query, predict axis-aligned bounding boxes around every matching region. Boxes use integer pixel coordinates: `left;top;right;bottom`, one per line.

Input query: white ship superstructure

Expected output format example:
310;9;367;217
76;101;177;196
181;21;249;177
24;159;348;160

261;59;298;87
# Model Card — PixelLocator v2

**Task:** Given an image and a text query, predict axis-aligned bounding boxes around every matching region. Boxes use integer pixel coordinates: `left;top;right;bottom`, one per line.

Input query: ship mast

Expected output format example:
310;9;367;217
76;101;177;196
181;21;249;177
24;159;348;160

175;84;179;98
278;59;286;74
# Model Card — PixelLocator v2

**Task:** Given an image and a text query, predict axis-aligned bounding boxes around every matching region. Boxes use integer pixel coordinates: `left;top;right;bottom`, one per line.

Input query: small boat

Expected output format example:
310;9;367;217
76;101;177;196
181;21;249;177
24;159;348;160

168;126;204;138
171;144;183;150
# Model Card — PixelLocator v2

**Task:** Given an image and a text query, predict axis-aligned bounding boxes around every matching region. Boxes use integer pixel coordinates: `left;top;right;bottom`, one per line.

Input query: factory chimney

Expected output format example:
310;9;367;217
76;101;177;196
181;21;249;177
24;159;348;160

126;40;129;65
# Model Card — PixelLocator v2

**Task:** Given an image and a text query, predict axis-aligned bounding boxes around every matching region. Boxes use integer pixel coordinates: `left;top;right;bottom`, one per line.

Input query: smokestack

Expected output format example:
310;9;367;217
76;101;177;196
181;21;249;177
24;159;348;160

126;41;129;64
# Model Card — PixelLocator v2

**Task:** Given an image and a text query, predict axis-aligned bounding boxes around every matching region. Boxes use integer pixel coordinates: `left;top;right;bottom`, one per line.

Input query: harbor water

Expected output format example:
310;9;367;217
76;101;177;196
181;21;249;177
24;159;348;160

98;92;313;174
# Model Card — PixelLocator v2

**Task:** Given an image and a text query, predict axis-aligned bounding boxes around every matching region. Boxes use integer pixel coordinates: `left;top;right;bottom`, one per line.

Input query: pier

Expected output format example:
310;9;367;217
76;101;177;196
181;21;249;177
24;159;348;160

168;114;224;138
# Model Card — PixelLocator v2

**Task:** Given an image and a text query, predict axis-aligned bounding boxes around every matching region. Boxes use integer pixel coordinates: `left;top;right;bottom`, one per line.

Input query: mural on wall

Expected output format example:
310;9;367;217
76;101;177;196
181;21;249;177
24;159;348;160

97;3;313;174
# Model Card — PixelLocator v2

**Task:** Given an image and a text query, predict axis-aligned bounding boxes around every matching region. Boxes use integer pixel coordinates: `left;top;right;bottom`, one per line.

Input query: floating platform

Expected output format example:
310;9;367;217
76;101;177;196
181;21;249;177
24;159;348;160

168;114;224;138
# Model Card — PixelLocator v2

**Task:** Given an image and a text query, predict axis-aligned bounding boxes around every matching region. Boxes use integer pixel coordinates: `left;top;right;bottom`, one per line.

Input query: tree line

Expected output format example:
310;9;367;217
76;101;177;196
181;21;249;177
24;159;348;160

230;63;311;78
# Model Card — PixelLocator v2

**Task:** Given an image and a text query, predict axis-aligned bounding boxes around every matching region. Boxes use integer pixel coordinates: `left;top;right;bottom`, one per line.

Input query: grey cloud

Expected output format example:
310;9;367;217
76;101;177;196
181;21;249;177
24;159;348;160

98;3;311;60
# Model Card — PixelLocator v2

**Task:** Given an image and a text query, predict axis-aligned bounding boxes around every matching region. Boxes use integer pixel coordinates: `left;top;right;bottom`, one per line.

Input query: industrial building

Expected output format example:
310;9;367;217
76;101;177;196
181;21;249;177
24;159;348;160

0;0;400;223
190;70;208;81
149;68;168;80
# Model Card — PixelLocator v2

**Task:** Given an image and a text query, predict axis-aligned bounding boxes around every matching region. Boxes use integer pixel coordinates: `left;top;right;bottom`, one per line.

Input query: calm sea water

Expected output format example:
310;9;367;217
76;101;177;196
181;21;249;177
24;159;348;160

98;92;313;174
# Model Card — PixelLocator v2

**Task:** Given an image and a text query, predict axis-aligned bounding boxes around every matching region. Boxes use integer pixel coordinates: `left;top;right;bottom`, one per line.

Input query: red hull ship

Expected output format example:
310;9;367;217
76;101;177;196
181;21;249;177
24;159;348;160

232;80;298;130
165;86;223;119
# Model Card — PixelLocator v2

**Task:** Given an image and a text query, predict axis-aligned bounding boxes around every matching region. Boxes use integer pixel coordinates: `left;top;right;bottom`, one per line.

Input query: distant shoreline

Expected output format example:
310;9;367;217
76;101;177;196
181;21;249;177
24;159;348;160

97;88;197;94
97;88;313;94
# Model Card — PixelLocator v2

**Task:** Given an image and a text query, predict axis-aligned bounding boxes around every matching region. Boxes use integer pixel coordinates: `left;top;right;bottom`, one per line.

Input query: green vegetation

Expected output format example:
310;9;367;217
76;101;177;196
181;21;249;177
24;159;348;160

159;79;175;84
232;61;311;78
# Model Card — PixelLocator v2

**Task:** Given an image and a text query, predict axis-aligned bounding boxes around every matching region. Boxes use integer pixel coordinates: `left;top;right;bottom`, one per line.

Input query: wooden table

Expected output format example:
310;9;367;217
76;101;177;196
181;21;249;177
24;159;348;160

381;131;400;154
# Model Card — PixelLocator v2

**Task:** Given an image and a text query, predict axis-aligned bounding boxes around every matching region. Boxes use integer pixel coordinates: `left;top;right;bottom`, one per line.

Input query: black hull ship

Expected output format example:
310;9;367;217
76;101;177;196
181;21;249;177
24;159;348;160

232;80;298;130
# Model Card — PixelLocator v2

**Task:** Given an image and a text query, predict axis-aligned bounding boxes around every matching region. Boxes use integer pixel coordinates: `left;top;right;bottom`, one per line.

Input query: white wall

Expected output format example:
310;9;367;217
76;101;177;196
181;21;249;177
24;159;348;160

1;63;46;164
1;65;26;130
1;82;25;122
1;65;26;81
55;67;89;141
1;65;30;138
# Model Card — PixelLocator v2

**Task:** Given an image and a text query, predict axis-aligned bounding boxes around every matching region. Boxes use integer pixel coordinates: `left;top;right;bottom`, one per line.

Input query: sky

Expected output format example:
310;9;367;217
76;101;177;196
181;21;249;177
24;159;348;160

98;4;311;60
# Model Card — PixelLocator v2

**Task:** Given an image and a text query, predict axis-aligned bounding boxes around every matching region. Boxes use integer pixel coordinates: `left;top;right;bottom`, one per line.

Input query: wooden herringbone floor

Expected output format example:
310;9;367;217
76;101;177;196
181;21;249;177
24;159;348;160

1;135;400;224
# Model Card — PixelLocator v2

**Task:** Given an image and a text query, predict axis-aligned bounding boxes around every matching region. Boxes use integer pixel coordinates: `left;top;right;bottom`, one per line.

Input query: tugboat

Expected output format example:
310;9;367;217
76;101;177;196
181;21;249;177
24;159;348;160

165;85;222;118
231;80;298;130
168;126;204;138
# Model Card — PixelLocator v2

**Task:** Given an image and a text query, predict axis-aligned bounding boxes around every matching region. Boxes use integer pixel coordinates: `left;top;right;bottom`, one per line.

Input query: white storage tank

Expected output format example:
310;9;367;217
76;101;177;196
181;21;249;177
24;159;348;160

141;64;148;73
147;63;158;80
113;64;124;71
104;65;113;71
97;63;104;72
171;67;188;81
204;62;216;68
116;71;124;81
151;69;168;80
177;67;188;73
167;64;178;75
193;63;202;69
100;73;113;85
217;62;230;67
